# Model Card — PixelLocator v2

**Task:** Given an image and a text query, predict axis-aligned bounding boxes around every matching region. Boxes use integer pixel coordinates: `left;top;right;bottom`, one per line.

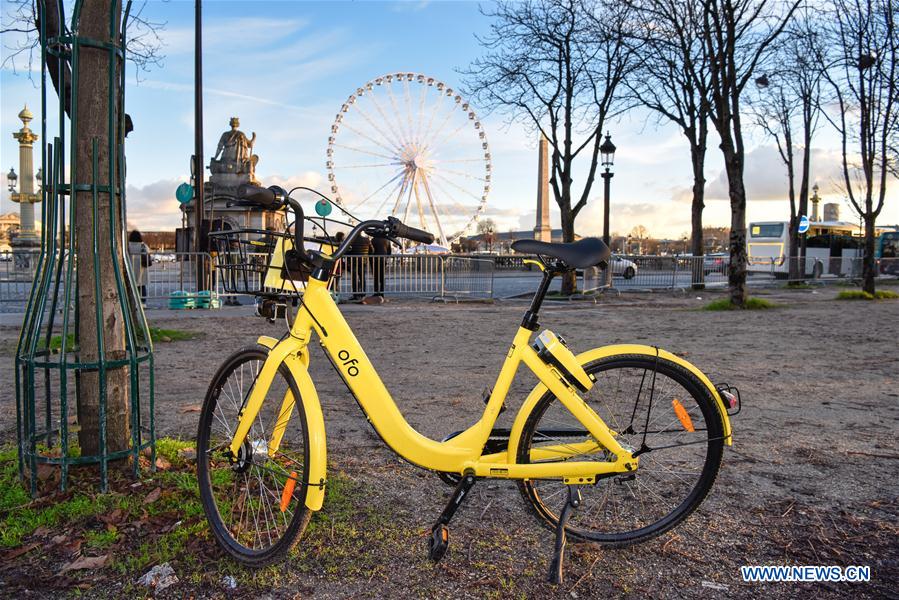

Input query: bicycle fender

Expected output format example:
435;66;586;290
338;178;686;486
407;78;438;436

257;336;327;511
507;344;732;461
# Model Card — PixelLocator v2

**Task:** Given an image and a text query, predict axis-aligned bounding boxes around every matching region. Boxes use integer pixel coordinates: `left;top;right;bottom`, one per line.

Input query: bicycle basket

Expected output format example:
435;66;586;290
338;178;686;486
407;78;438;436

208;228;313;298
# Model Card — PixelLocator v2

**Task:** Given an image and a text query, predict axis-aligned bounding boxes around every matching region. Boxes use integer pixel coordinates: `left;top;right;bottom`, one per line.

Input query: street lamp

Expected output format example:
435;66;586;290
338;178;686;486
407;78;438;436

7;167;17;193
599;132;616;246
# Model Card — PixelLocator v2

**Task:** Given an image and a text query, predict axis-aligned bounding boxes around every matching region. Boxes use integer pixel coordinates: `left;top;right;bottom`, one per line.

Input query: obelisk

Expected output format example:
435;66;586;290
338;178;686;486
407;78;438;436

534;135;551;242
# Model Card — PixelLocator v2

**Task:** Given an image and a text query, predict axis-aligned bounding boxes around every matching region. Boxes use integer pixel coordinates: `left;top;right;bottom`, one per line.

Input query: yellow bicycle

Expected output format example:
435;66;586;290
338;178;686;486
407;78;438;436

197;185;740;582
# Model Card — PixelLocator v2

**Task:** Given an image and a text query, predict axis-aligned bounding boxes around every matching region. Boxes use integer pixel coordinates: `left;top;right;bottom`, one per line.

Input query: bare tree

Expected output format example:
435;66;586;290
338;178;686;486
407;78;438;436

2;0;163;455
699;0;800;306
628;0;712;287
1;0;164;82
820;0;898;294
462;0;636;294
751;10;826;279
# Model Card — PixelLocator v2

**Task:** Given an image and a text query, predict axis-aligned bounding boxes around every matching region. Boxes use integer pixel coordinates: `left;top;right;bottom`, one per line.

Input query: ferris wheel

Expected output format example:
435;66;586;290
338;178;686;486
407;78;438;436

326;72;491;247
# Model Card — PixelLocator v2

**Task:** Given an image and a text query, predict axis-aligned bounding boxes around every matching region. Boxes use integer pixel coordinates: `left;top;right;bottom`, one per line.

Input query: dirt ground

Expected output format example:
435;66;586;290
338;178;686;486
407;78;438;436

1;286;897;598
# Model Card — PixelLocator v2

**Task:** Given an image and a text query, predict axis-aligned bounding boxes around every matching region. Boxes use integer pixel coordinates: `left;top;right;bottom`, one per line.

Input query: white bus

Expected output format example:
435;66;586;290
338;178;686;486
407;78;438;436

746;220;860;277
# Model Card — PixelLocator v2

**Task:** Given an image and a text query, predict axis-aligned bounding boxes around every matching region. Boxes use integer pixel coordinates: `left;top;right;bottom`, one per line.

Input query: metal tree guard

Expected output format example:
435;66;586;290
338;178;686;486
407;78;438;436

15;0;155;494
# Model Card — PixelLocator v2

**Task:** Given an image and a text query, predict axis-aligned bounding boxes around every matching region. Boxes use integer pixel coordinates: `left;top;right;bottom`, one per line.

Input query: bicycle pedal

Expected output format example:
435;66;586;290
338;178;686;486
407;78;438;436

428;524;449;562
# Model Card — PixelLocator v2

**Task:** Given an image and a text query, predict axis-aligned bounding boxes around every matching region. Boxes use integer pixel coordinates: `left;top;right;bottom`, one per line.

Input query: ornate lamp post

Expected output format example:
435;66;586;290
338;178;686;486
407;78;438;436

599;133;616;246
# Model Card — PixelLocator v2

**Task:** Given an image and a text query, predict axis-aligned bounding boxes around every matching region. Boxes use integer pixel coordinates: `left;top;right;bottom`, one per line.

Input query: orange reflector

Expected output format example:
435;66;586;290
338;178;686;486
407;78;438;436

280;471;298;513
672;399;695;432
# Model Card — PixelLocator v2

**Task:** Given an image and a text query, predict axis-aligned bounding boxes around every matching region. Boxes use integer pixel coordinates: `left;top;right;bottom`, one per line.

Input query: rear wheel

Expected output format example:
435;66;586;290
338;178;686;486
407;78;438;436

624;266;635;279
197;346;312;566
516;354;724;546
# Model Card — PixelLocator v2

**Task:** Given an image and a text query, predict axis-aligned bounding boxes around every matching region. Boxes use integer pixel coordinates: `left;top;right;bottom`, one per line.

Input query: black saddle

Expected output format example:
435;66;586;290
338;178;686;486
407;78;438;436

511;237;611;269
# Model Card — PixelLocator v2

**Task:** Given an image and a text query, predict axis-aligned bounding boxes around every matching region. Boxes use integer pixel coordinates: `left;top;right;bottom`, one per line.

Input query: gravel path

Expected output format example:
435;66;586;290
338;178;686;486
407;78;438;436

1;287;897;597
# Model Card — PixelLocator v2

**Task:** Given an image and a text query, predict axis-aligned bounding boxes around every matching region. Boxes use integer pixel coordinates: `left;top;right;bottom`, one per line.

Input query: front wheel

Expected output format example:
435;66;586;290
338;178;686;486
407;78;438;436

516;354;724;546
197;346;312;567
623;266;636;279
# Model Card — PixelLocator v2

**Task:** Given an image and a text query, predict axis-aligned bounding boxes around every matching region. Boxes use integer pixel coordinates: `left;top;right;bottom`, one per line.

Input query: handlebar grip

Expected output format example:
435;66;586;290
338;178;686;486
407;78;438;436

387;217;435;244
237;183;283;208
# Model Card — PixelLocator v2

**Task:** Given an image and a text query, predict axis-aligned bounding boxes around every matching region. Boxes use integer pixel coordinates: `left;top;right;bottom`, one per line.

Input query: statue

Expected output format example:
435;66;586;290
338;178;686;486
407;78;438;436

210;117;259;184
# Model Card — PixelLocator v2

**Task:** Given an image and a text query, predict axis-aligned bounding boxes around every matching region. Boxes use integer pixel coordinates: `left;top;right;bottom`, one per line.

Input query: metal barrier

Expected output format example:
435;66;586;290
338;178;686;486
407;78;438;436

143;252;221;304
334;254;493;300
5;250;893;309
0;250;42;305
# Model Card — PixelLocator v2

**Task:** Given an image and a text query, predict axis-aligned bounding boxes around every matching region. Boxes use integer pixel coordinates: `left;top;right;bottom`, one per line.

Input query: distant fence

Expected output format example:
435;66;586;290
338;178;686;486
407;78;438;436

3;250;895;309
335;254;494;300
579;254;899;293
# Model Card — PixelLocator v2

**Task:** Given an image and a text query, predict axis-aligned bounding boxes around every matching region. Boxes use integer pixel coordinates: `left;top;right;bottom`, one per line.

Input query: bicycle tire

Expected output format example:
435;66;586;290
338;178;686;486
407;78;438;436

197;346;313;566
516;354;724;546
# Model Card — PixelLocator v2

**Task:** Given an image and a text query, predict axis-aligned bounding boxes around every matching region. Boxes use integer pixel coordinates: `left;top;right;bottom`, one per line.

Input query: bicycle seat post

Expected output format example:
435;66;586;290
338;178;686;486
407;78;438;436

522;264;557;331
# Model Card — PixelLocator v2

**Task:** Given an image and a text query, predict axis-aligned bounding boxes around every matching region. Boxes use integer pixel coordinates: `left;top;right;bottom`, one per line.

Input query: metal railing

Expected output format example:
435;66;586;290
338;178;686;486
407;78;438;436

0;250;42;305
5;251;894;309
144;252;221;304
334;254;494;300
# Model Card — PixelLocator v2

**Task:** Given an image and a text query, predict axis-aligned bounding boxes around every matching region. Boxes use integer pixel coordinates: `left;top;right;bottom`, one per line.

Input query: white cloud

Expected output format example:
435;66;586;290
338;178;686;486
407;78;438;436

706;145;848;202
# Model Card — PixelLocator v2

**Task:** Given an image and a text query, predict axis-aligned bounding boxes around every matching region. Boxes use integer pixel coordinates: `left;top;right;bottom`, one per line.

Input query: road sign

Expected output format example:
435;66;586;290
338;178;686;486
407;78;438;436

175;182;194;204
798;215;810;234
315;199;333;217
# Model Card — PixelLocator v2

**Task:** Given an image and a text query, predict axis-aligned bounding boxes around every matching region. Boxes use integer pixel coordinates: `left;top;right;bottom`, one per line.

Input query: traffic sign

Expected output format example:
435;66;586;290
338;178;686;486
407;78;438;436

798;215;810;234
315;199;333;217
175;182;194;204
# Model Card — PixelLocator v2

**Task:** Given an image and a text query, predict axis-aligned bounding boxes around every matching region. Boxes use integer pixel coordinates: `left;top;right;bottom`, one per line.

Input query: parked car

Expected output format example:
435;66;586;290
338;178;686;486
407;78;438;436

610;255;637;279
152;253;176;264
703;253;728;275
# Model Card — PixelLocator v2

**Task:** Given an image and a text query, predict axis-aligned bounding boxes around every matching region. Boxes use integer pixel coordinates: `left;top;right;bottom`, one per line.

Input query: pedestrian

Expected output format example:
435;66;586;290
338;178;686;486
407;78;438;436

128;230;152;305
348;232;372;300
370;233;391;301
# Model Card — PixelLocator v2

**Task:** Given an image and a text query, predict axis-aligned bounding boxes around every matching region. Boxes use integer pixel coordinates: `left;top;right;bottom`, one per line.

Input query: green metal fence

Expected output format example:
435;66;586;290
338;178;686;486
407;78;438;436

15;0;155;494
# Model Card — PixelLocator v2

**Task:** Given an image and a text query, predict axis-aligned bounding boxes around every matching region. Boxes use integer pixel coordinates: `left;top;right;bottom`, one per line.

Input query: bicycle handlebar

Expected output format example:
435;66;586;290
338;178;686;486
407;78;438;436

237;183;283;208
386;216;435;244
234;184;434;270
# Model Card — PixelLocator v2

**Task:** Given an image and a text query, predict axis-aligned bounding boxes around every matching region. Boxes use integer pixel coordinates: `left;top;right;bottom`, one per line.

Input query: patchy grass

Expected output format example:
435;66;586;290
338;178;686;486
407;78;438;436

836;289;899;300
783;281;820;289
0;440;408;595
46;327;197;351
704;296;779;311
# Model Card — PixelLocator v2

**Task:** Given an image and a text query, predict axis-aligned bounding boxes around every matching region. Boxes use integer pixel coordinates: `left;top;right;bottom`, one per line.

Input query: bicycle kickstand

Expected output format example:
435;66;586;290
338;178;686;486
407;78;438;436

427;471;476;563
548;485;582;585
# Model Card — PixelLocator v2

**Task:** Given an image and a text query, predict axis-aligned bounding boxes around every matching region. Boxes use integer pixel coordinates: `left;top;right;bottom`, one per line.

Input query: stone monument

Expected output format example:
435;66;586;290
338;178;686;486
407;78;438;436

209;116;259;192
9;105;41;268
180;117;282;247
534;135;552;242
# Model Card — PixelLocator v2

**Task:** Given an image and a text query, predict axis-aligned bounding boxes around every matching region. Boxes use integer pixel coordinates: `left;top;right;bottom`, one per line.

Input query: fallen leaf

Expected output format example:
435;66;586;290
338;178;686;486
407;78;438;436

51;534;67;545
3;542;40;560
155;456;172;470
60;554;109;572
143;487;162;504
100;508;124;525
36;464;56;481
32;526;52;537
178;448;197;462
180;405;202;413
59;538;83;555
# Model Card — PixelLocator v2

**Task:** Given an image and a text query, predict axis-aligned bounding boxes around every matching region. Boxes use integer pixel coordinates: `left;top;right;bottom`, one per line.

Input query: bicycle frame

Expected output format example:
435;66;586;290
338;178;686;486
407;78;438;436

227;276;642;510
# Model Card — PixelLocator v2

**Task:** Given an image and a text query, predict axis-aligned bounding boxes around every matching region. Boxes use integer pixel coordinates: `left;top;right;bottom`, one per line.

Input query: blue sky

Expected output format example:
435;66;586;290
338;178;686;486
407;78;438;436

2;0;897;238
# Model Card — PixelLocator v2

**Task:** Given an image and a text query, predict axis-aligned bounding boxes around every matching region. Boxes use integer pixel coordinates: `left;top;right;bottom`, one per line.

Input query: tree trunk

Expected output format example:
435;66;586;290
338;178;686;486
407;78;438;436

75;0;130;456
560;203;577;294
689;142;706;290
722;148;748;307
862;215;876;294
